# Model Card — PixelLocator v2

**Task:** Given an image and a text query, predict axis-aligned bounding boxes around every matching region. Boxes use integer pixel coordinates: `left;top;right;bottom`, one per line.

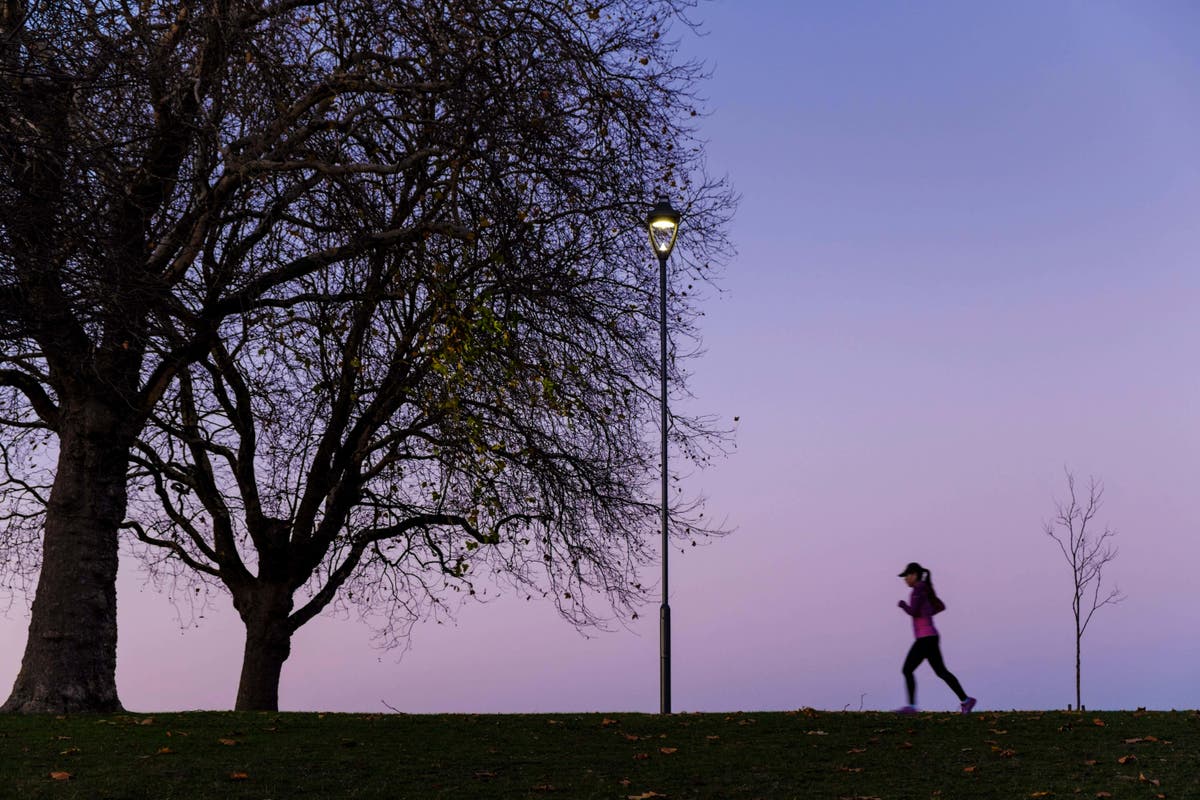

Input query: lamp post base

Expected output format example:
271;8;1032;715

659;603;671;714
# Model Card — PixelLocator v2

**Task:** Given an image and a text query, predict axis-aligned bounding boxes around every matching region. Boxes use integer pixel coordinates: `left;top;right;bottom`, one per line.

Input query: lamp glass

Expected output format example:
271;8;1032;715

649;219;678;255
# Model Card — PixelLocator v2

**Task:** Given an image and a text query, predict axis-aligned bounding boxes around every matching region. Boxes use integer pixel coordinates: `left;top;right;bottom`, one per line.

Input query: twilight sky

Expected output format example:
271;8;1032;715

4;1;1199;713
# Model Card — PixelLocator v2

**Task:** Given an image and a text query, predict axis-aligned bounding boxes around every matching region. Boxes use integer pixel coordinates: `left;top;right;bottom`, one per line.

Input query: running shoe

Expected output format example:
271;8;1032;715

894;705;917;714
960;697;977;714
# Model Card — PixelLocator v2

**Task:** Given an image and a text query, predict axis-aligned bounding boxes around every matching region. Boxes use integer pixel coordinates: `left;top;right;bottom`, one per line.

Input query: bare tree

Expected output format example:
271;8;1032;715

1044;469;1124;711
1;0;732;712
127;210;728;709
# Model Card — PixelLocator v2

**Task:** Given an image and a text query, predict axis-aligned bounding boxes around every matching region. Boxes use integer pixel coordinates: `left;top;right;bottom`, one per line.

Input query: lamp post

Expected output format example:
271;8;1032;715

646;196;680;715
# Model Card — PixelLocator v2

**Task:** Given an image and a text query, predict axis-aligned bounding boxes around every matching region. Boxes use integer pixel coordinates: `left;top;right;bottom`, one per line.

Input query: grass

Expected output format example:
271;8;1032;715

1;708;1198;799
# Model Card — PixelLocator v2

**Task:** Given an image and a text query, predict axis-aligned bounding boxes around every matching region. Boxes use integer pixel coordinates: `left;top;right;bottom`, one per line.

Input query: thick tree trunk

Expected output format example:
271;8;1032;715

234;585;294;711
2;404;130;713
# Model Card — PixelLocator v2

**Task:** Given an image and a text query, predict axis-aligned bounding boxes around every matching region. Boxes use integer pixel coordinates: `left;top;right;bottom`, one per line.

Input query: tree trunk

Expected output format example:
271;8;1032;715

2;403;130;713
1080;618;1089;705
234;585;294;711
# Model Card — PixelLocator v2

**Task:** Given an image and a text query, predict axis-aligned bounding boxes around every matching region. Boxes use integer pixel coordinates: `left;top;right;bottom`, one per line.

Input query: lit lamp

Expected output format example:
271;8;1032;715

646;196;679;715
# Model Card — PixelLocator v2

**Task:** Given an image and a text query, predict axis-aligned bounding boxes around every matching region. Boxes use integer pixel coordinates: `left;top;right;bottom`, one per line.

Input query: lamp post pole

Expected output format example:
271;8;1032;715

646;197;680;716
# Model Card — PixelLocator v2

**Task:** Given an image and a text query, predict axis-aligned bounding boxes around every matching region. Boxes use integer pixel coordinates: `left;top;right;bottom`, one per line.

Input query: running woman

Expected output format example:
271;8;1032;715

895;561;976;714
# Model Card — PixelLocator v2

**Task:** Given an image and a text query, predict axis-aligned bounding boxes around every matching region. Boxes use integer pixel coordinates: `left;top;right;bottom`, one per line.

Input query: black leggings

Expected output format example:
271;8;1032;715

902;635;967;705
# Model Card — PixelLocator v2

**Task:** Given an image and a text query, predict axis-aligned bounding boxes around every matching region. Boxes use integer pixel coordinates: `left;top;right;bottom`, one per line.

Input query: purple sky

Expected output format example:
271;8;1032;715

4;1;1199;713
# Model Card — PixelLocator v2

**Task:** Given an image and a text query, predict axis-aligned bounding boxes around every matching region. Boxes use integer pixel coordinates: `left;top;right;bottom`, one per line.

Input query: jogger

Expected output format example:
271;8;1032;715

895;561;976;713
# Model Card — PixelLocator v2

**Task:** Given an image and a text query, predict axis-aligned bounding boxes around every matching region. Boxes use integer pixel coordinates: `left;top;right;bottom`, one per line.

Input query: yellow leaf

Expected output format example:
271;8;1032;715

156;747;174;755
49;772;71;781
1092;718;1106;727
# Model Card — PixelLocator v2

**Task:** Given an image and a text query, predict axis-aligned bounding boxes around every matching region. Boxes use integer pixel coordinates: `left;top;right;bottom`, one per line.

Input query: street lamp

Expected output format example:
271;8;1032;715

646;196;679;715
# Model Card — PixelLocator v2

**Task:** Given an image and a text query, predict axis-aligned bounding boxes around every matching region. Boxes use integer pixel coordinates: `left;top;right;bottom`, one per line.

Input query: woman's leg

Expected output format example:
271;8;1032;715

901;639;928;705
925;636;968;701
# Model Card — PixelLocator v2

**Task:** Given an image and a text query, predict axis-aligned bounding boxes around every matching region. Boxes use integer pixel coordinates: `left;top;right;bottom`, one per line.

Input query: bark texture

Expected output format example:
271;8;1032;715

2;401;129;712
233;585;294;712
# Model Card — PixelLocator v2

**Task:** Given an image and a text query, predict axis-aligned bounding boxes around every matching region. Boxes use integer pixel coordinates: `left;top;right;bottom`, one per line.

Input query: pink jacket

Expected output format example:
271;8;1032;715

901;580;938;639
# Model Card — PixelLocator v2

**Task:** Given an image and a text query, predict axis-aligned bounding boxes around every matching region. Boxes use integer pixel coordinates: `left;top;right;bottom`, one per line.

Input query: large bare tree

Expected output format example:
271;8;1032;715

128;201;727;709
1044;469;1124;711
1;0;731;712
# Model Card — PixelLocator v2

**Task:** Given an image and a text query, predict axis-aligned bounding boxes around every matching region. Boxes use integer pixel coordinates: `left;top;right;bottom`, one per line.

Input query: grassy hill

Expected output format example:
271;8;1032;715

2;708;1197;799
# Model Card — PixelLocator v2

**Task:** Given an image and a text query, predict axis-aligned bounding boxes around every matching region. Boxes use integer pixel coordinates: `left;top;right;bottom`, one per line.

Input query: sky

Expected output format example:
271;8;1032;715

3;0;1199;714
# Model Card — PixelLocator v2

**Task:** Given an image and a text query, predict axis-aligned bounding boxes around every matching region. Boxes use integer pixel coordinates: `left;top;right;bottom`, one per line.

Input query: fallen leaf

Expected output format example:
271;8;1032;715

602;718;620;727
623;734;640;741
627;793;667;800
998;748;1017;758
59;747;80;756
963;766;977;774
532;785;557;792
1117;755;1137;765
633;753;650;760
49;772;71;781
218;738;238;746
156;747;174;755
1092;718;1106;727
659;747;677;755
1138;773;1161;787
805;730;828;736
705;735;720;741
899;741;913;749
474;771;497;779
229;772;249;781
848;747;867;754
619;779;631;787
990;729;1009;735
836;766;864;773
1096;793;1113;798
1030;793;1052;798
1084;760;1098;766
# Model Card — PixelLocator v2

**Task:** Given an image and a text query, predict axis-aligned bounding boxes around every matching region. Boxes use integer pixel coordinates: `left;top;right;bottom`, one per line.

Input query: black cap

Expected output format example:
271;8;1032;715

898;562;922;577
